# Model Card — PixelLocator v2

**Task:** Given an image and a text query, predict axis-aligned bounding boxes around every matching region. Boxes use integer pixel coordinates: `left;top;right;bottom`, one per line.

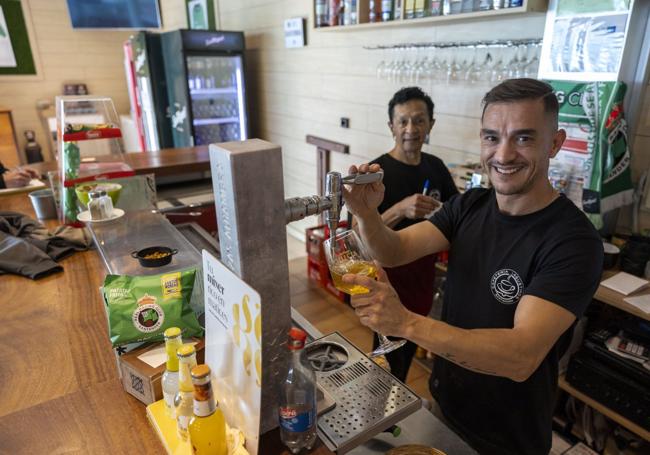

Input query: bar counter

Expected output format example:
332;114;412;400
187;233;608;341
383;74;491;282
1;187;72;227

29;146;211;179
1;188;474;454
1;190;331;454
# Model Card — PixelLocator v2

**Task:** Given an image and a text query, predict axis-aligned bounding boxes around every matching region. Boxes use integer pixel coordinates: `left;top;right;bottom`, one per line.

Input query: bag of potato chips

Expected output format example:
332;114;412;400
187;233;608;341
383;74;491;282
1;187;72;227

103;268;203;347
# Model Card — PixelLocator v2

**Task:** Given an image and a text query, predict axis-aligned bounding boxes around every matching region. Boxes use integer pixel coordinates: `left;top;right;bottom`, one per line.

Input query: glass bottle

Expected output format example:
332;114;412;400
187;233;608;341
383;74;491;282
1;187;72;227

394;0;402;19
369;0;378;22
162;327;183;418
381;0;393;21
414;0;426;17
188;364;227;455
98;189;113;218
278;328;317;454
175;344;197;441
315;0;329;26
404;0;415;18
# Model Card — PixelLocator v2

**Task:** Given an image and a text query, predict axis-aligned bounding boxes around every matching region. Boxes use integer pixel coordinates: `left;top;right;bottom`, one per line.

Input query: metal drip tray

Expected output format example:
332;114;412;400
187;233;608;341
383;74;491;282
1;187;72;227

308;332;422;454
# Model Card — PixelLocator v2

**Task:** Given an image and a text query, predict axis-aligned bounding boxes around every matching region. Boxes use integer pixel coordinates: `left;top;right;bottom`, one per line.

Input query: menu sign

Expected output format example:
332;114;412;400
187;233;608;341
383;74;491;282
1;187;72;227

203;250;261;455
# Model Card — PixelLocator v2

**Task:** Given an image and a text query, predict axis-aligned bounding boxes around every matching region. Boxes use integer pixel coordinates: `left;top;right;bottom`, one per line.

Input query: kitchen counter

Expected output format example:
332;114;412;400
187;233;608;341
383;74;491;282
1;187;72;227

0;191;474;454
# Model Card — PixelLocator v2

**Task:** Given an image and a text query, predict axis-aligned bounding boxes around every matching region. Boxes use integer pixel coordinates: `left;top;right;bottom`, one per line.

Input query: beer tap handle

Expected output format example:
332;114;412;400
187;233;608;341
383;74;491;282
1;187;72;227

341;171;384;185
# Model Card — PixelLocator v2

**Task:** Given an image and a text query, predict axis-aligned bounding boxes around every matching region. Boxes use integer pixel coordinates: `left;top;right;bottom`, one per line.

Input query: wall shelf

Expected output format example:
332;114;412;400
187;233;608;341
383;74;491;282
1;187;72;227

314;0;548;32
558;374;650;442
595;270;650;322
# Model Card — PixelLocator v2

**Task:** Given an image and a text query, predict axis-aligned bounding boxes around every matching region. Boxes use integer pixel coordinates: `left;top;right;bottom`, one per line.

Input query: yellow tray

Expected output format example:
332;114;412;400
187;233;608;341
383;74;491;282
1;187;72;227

146;400;192;455
146;400;249;455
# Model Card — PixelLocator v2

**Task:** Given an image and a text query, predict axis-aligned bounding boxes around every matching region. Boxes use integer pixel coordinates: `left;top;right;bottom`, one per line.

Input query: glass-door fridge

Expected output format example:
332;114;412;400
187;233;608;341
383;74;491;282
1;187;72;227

161;30;248;147
124;31;173;151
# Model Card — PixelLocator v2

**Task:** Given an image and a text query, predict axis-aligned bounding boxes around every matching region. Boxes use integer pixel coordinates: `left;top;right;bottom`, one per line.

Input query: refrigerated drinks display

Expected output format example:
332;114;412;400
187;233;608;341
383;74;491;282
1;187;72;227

161;30;249;148
187;54;246;145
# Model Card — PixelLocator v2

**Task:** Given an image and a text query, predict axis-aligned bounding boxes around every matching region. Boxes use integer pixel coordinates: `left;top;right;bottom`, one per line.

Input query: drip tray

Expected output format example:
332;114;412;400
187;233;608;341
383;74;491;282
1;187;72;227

307;332;422;454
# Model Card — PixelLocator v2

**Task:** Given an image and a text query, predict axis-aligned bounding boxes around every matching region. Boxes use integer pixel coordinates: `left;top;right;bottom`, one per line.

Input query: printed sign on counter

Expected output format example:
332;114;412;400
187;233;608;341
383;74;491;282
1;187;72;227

203;250;261;455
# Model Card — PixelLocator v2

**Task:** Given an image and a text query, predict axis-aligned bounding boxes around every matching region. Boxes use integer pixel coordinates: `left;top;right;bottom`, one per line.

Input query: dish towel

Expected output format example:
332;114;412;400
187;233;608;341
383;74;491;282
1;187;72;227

0;211;93;279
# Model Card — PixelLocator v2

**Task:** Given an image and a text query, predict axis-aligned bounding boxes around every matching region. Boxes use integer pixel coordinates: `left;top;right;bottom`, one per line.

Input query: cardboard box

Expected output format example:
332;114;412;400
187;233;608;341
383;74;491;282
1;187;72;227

119;338;205;405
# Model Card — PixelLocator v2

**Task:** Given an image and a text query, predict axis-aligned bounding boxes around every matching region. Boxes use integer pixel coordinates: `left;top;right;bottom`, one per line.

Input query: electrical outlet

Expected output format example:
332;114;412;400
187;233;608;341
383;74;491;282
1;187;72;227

340;117;350;128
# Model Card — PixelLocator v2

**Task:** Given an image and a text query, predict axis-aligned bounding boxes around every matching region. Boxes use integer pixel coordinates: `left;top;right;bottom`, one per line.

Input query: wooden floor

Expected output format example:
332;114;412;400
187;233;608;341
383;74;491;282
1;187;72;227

286;235;433;402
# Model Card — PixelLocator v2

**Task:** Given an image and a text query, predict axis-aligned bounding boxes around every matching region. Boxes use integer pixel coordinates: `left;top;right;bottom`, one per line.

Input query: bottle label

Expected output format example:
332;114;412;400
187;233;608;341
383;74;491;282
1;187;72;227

279;406;316;433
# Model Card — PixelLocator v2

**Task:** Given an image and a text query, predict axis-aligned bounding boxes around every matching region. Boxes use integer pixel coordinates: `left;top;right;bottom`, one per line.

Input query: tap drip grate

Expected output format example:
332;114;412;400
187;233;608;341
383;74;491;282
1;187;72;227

310;332;421;454
306;341;349;372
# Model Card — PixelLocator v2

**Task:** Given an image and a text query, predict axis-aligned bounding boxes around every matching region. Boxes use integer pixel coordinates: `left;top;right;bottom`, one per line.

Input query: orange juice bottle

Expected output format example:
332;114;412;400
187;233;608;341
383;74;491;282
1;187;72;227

188;365;227;455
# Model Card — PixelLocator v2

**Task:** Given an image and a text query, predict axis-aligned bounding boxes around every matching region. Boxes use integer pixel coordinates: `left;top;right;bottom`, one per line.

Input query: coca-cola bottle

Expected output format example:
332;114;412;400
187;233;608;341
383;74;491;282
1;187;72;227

278;328;317;453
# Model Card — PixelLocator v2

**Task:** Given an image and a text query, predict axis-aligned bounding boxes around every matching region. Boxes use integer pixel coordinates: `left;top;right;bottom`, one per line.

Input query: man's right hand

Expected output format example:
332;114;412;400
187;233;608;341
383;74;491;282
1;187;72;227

399;193;438;219
342;163;385;219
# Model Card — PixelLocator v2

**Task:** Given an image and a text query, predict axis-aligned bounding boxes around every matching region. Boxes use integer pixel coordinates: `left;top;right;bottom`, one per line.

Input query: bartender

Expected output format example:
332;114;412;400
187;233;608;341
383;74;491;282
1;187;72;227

0;162;39;189
355;86;458;382
341;79;603;454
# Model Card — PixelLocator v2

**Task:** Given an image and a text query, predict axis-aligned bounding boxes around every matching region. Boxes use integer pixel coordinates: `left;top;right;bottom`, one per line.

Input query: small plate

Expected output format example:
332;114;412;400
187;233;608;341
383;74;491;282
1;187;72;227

77;208;125;223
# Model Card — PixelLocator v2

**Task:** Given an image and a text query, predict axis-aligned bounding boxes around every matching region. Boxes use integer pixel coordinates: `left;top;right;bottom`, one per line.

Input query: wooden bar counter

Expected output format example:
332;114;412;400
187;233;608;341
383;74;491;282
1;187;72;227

29;146;212;179
0;191;332;455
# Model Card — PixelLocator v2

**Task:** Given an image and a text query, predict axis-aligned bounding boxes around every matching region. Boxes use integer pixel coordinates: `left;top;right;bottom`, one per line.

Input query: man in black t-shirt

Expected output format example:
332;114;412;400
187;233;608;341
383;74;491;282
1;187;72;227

363;87;458;381
342;79;603;454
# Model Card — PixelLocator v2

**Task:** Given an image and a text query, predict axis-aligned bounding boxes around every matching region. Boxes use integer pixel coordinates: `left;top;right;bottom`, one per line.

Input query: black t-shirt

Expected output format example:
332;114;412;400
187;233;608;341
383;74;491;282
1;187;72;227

371;153;458;232
429;188;603;455
369;152;458;315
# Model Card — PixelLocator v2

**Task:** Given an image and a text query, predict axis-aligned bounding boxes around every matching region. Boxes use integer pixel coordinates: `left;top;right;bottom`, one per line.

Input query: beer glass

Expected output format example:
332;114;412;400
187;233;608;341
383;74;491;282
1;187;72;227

324;230;406;357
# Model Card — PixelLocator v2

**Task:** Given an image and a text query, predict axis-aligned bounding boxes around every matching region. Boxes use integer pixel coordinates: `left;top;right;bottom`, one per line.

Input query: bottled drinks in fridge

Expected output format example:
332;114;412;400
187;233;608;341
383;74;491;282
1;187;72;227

279;328;317;453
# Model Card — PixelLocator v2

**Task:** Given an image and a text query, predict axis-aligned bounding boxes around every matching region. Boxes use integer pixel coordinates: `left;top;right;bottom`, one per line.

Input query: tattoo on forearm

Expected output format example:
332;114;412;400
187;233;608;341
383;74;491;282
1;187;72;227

439;353;497;375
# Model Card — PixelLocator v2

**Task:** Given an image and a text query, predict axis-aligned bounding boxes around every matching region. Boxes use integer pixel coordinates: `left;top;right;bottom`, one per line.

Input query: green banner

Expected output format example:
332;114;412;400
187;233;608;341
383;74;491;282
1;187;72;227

549;80;633;229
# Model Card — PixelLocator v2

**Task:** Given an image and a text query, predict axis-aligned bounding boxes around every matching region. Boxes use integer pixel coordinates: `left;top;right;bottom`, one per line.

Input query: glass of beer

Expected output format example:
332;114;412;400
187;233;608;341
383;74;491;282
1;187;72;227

324;230;406;357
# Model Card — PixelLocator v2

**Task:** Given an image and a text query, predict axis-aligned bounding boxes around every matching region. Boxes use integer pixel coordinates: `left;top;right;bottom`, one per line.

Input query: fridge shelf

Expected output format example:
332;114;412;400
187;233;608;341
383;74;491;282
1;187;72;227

193;117;239;126
190;88;238;98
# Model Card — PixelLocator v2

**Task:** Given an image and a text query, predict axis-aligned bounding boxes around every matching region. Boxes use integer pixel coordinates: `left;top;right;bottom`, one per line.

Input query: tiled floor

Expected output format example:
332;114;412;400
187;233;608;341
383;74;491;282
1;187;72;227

286;233;434;402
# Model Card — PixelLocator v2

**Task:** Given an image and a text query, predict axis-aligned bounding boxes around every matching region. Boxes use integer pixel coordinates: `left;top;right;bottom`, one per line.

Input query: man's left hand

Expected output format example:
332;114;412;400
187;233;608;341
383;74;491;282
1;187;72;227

344;263;412;337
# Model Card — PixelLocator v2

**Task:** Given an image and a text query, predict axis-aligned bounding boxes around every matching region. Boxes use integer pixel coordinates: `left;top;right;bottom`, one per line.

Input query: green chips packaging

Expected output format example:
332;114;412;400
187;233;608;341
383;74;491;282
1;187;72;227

103;268;203;347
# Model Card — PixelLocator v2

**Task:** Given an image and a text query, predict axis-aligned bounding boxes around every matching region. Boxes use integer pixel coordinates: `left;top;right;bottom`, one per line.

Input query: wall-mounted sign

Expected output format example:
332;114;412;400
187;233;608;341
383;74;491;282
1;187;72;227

539;0;633;82
0;0;36;75
186;0;216;30
284;17;306;48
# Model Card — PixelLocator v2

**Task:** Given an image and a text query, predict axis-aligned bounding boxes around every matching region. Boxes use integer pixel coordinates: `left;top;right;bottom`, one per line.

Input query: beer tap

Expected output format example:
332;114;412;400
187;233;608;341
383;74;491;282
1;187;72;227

284;171;384;235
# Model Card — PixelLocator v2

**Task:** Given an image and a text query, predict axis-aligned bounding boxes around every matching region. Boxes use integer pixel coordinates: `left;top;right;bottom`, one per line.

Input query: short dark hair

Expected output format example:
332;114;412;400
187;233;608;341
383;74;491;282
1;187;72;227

388;87;435;123
481;78;559;128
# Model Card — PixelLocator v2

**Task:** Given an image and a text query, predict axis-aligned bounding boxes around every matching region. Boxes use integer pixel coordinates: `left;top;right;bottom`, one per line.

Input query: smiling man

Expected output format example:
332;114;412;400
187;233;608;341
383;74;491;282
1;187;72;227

342;79;603;455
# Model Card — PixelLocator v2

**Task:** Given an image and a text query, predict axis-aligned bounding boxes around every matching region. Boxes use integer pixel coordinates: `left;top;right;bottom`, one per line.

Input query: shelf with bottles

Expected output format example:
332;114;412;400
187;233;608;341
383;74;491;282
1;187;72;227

193;117;240;126
189;87;238;98
313;0;547;31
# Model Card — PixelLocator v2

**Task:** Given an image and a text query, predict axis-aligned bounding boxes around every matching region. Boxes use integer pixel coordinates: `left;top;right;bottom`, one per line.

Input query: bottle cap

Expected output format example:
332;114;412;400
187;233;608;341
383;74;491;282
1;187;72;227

88;190;102;199
287;327;307;350
191;364;211;379
164;327;181;339
177;344;196;358
98;190;108;197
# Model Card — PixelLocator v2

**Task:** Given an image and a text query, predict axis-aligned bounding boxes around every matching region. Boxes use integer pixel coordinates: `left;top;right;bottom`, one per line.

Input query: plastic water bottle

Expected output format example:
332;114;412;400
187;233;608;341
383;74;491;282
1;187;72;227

279;328;317;453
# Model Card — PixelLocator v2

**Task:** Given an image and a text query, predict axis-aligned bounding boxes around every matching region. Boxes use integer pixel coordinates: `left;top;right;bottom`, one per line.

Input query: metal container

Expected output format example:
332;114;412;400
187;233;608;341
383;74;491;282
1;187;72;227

131;246;178;267
28;189;58;220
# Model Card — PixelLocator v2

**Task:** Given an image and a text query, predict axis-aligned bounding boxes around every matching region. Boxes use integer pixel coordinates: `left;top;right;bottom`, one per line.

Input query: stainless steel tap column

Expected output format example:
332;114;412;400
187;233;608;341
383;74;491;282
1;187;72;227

209;139;292;434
